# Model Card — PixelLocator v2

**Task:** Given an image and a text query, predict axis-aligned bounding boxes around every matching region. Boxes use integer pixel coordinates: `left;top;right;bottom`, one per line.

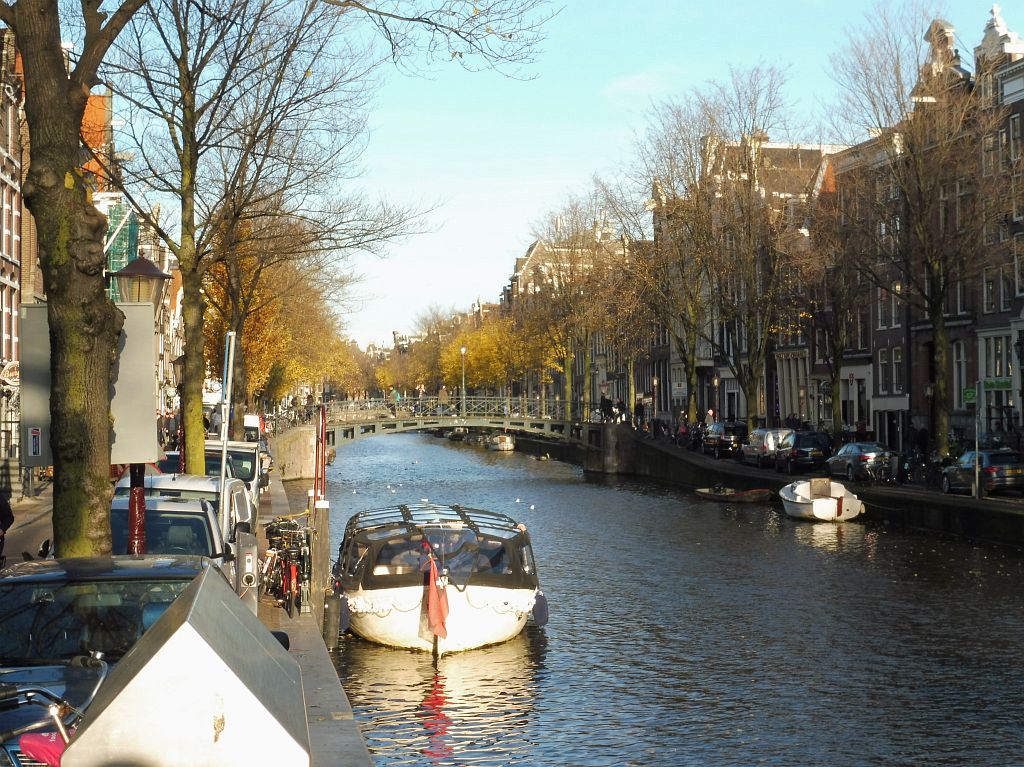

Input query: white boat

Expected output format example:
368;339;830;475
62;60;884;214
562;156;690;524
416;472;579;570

333;503;547;655
778;477;863;522
487;433;515;451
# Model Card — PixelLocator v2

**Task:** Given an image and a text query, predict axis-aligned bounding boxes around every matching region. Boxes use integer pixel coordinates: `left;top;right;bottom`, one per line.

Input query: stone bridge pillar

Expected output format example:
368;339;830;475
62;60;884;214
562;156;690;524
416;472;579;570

582;423;636;475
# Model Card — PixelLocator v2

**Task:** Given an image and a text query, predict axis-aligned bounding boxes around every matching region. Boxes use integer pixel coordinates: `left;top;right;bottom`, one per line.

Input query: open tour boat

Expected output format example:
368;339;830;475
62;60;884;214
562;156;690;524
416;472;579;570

332;503;547;655
778;477;864;522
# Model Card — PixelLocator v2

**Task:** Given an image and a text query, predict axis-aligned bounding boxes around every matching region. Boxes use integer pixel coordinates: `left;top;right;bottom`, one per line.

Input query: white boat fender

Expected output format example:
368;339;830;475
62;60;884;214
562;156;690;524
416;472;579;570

532;591;549;627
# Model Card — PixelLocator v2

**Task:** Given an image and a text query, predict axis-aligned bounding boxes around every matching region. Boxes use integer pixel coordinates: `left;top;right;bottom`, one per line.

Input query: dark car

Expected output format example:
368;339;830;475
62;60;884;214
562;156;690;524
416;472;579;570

774;431;832;474
826;441;893;482
702;422;748;459
0;555;207;766
941;449;1024;497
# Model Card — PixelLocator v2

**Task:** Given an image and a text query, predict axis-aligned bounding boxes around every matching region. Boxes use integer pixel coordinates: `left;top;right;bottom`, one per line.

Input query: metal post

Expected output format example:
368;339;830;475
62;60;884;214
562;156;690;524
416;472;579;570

460;346;467;417
975;379;981;500
127;462;147;554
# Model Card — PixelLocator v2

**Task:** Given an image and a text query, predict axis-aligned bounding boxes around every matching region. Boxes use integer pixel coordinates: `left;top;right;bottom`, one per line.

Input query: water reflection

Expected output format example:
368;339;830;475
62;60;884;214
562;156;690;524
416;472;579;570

789;518;868;552
334;628;547;766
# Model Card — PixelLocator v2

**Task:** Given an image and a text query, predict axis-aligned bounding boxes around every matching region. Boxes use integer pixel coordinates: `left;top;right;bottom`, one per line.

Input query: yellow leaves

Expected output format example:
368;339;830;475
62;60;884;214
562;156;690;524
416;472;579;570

64;172;75;189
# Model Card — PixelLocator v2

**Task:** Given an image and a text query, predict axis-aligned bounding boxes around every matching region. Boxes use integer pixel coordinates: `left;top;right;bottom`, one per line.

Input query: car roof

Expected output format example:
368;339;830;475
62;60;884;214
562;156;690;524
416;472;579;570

204;440;259;451
0;554;209;582
114;473;233;491
110;496;215;514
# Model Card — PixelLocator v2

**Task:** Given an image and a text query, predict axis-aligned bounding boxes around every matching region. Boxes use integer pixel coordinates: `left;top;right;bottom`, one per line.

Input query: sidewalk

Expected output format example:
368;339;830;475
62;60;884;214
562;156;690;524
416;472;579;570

3;480;54;561
257;477;374;766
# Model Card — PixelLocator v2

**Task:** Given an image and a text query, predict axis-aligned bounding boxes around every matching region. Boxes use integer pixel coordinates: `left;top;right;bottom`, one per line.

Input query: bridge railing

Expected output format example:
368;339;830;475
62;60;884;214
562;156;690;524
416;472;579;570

323;397;571;423
266;397;578;434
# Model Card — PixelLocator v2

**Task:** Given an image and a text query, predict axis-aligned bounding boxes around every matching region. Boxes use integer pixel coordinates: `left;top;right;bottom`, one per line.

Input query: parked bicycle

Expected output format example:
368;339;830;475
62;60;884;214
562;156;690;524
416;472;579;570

0;654;108;767
264;518;312;617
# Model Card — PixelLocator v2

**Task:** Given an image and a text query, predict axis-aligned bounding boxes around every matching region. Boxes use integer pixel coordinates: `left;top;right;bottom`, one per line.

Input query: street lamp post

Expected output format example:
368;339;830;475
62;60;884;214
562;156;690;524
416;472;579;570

652;375;659;431
712;375;720;421
109;256;171;555
460;346;467;417
172;354;186;473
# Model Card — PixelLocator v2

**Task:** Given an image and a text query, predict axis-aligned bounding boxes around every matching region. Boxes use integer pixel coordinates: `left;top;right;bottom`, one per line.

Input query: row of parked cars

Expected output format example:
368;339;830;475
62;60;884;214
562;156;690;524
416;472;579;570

695;421;1024;497
0;437;274;766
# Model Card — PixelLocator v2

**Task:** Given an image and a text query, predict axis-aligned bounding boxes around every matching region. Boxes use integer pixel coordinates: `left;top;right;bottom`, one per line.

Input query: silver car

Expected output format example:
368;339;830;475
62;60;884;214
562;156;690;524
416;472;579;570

826;441;892;482
741;427;793;468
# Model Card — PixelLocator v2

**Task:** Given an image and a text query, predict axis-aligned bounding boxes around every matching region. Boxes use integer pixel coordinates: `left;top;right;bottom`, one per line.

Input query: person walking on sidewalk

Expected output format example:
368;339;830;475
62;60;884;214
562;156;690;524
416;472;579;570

0;492;13;567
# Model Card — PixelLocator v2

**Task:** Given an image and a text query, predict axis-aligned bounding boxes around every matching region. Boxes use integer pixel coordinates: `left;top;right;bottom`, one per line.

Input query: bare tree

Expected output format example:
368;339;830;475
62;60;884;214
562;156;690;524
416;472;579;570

830;3;1009;455
0;0;147;556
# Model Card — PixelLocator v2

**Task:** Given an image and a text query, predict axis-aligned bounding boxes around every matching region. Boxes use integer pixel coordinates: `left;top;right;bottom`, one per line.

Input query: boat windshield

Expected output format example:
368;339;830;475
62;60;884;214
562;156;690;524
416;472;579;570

423;526;480;587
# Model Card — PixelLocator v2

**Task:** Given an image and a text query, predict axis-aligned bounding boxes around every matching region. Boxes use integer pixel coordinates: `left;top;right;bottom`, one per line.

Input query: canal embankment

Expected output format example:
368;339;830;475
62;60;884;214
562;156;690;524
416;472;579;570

257;476;373;767
521;424;1024;548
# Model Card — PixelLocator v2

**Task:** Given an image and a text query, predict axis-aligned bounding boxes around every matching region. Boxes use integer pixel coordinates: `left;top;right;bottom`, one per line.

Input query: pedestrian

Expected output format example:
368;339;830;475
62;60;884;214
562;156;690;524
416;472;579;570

615;399;627;424
634;400;645;429
705;408;715;428
600;395;614;422
438;385;450;415
390;386;401;415
0;491;13;566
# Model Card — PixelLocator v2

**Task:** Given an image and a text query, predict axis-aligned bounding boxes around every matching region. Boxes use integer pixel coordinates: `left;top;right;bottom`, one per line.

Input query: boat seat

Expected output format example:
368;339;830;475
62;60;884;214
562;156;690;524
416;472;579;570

808;478;832;498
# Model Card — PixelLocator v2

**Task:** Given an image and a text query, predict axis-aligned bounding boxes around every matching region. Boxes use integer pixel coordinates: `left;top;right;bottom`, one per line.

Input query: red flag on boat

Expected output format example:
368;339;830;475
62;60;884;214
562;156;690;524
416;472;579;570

427;556;449;638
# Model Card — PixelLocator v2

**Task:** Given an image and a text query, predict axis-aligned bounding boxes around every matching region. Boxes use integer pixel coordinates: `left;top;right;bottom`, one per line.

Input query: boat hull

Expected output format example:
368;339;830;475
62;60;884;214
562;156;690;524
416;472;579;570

487;435;515;451
345;583;537;654
779;479;863;522
695;487;771;503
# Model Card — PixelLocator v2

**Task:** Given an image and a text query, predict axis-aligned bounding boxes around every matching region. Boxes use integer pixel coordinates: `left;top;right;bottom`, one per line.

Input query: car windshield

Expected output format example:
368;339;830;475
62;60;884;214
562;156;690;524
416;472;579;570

110;509;214;557
988;452;1022;466
206;450;256;482
0;578;190;662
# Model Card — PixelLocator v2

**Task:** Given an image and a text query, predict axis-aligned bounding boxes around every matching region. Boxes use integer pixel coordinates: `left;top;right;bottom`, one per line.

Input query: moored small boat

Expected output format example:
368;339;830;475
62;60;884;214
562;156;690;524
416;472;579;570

778;477;863;522
487;433;515;451
695;486;772;503
333;503;547;655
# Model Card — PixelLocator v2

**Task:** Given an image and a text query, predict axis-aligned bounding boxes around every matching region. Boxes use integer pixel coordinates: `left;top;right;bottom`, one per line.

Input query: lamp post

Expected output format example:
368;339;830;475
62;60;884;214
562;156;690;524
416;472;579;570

109;256;171;555
172;354;186;473
712;375;720;421
1015;331;1024;428
652;375;659;430
460;345;467;417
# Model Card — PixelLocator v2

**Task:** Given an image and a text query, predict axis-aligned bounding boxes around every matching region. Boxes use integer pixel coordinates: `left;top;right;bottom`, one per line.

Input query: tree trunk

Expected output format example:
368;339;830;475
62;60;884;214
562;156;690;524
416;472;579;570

181;267;207;474
932;311;950;457
16;0;123;556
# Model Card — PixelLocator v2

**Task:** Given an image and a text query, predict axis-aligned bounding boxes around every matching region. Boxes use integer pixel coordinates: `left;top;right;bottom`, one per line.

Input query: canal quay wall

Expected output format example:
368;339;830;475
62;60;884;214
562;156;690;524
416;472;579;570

258;476;374;767
519;424;1024;548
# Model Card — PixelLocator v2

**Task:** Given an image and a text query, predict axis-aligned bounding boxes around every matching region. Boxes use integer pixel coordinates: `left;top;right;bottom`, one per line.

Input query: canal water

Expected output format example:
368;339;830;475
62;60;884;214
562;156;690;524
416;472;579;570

287;433;1024;766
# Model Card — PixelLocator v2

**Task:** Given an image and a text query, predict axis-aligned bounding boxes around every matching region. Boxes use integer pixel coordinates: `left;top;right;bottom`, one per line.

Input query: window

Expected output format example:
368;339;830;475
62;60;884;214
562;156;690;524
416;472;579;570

1011;114;1021;162
890;282;901;327
957;279;969;314
1002;265;1013;312
878;348;890;394
877;287;890;328
956;181;969;231
998;130;1009;172
1014;174;1023;222
939;184;949;233
954;341;966;409
893;347;903;393
983;134;995;175
984;267;997;313
856;310;869;350
1017;236;1024;296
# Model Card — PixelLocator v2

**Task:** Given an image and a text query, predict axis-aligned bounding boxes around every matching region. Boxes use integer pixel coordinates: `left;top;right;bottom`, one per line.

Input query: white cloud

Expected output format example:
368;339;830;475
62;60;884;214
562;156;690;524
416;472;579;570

603;64;686;102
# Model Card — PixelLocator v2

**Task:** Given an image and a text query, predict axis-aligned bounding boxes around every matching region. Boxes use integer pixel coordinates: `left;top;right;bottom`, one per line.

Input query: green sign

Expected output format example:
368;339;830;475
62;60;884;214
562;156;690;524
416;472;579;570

963;387;976;404
984;378;1012;391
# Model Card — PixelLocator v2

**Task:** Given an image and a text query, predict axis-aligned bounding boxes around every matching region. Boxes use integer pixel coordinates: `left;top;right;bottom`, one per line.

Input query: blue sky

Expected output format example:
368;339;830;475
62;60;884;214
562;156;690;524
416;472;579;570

344;1;1008;348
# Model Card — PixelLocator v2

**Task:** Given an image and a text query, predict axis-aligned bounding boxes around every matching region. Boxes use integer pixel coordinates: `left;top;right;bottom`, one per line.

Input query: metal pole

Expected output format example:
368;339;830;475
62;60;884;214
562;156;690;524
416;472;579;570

975;379;981;500
218;332;237;516
460;346;467;417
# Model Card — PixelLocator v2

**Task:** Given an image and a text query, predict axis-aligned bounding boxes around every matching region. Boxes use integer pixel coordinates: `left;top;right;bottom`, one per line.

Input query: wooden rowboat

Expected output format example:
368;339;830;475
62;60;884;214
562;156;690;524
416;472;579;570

695;486;772;503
